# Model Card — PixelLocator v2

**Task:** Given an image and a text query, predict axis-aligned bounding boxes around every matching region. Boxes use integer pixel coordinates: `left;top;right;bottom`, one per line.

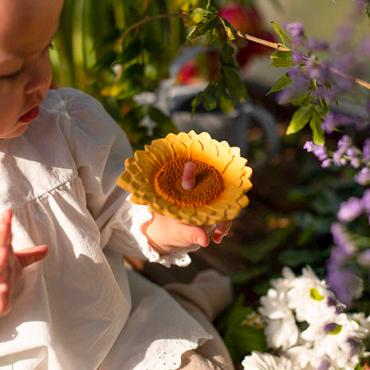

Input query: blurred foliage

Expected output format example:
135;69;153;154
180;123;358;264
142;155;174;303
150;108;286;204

52;0;256;149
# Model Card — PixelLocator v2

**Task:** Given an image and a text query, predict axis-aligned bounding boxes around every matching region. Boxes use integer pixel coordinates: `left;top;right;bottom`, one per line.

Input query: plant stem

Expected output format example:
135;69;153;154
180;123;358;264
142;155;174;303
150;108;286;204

236;30;370;90
116;12;189;47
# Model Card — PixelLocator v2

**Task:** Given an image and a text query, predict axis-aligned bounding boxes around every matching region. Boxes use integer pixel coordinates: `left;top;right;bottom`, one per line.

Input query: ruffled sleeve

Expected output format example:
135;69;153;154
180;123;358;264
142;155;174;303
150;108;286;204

59;88;197;267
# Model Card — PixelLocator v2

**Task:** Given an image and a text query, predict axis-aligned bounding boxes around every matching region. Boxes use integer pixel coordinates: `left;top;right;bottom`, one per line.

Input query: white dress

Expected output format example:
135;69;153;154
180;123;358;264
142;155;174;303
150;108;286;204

0;88;211;370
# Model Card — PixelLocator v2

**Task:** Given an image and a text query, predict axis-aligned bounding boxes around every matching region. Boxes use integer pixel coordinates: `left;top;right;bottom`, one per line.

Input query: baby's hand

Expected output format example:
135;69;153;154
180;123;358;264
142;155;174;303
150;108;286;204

143;162;232;255
0;210;48;316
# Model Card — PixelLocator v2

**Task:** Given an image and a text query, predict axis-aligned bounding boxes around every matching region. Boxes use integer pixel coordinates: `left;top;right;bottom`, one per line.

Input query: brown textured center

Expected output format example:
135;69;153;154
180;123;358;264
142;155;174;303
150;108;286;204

154;158;224;206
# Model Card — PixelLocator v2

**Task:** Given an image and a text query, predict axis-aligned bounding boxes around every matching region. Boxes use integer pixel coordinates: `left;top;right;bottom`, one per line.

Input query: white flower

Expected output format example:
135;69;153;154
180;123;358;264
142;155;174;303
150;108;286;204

258;267;299;350
286;266;337;326
242;351;293;370
314;313;368;369
259;287;299;350
286;344;315;369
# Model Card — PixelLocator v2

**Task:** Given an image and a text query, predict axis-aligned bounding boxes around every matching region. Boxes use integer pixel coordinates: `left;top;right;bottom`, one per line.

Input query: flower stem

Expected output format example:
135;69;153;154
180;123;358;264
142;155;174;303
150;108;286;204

116;12;189;47
236;30;370;90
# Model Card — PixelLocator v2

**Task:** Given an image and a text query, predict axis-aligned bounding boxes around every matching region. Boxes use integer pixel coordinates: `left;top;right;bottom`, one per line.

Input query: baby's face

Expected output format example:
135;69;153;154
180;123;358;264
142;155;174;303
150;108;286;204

0;0;64;139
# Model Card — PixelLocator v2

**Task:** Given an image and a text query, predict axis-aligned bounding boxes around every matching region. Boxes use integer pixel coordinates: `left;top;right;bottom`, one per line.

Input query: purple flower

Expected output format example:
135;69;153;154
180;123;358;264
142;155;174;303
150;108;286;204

305;56;325;80
303;141;315;152
346;147;361;168
326;267;362;306
284;21;304;37
321;158;332;168
337;197;363;222
338;134;352;152
292;50;303;64
313;146;328;161
355;167;370;186
363;138;370;161
306;37;328;51
322;112;337;133
361;188;370;214
330;223;356;256
284;21;304;47
358;249;370;268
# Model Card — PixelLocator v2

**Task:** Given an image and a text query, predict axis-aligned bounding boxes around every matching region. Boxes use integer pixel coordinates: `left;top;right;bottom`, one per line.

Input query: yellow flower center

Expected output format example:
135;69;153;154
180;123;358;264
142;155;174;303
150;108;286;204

154;158;224;206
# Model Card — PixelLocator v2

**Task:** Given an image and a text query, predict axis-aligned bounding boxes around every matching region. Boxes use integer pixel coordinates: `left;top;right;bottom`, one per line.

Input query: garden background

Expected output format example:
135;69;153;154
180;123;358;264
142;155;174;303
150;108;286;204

50;1;369;369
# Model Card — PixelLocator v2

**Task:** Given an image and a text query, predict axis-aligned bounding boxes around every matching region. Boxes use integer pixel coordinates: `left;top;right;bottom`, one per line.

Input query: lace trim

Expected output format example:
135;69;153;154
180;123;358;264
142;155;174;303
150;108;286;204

128;195;200;268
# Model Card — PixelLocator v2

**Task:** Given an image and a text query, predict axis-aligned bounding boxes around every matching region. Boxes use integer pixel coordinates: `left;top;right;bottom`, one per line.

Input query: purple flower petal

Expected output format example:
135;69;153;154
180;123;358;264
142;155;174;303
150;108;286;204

337;197;363;222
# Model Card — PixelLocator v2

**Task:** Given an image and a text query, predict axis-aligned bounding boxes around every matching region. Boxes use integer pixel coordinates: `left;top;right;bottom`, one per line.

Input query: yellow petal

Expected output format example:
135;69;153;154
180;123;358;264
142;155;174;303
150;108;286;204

229;146;241;157
135;150;159;175
198;132;212;146
170;139;189;159
188;130;198;139
189;139;204;160
199;143;218;163
222;156;247;177
177;132;193;148
147;142;174;165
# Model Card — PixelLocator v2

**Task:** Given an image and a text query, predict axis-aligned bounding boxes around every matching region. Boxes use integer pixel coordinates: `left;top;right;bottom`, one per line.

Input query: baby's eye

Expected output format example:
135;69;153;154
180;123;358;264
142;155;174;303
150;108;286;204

0;69;22;80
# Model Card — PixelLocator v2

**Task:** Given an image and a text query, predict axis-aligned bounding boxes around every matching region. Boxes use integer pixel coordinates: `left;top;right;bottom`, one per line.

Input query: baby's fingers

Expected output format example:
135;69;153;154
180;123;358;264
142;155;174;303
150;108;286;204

15;245;49;269
212;220;232;244
0;246;10;316
0;209;12;249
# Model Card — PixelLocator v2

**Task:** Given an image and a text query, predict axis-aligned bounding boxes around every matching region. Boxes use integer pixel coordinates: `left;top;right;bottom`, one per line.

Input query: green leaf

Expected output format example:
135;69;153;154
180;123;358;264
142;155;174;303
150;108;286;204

190;7;208;24
278;249;315;267
116;39;142;65
222;65;247;102
186;14;219;42
270;51;294;67
220;44;237;67
309;109;325;145
286;105;313;135
216;296;267;363
203;91;217;111
270;21;292;47
289;93;314;106
219;92;234;112
267;73;292;95
219;17;235;43
191;92;204;115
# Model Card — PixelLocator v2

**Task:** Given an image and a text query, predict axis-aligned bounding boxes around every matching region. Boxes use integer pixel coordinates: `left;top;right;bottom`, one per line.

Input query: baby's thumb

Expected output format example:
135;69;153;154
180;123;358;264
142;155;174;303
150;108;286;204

15;245;49;268
181;162;196;190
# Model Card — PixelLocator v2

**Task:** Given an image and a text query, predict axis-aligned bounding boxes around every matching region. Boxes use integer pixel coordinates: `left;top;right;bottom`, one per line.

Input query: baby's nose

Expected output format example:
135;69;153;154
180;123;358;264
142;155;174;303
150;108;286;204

24;57;52;95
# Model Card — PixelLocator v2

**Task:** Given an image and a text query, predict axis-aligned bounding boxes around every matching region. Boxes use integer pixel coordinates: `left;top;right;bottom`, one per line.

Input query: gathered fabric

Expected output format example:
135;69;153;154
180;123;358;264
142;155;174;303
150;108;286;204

0;88;210;370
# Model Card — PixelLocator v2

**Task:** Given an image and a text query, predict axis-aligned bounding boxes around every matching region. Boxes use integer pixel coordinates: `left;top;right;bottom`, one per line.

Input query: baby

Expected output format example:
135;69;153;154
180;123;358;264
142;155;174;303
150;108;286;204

0;1;234;369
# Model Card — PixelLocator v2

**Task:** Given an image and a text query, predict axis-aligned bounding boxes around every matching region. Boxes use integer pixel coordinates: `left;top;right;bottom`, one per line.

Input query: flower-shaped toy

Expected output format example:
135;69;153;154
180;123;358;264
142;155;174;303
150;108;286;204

117;131;253;226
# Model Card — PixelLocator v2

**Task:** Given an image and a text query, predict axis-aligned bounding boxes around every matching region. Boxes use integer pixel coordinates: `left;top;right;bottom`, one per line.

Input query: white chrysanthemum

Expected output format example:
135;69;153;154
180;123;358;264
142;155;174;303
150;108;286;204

242;351;293;370
313;313;369;370
270;266;297;292
286;266;337;325
258;267;299;350
286;345;317;369
259;288;299;349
